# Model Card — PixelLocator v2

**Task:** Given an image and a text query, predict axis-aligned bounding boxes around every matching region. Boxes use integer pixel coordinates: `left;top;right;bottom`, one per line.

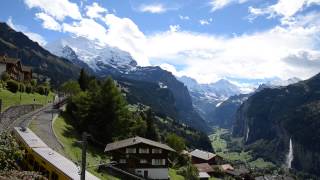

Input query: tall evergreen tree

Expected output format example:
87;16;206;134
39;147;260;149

78;69;90;91
144;109;159;141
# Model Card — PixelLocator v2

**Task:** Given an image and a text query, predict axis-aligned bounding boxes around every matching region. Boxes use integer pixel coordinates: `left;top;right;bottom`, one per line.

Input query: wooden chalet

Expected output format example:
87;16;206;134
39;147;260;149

104;136;175;180
189;149;223;165
0;56;32;81
21;66;33;81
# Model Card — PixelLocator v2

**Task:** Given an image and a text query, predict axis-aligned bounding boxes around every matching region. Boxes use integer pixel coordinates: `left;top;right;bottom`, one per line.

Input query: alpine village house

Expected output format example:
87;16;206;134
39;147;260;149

105;136;175;180
0;55;32;81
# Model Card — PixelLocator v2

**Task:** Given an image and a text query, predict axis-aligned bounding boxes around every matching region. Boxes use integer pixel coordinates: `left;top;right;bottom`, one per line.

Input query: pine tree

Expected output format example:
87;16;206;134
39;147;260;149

144;109;159;141
78;69;90;91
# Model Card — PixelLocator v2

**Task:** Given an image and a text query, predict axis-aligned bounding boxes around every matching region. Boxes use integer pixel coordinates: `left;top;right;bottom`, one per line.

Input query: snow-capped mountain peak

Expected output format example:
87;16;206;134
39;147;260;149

45;36;137;73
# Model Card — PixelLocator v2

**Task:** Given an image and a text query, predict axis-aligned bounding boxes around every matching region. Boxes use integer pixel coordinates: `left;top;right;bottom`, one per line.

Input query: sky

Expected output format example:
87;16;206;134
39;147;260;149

1;0;320;85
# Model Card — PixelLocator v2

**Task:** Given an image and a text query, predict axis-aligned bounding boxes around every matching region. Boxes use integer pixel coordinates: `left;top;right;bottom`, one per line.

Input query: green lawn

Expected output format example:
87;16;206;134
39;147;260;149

169;169;184;180
0;89;54;111
53;113;119;180
209;128;228;152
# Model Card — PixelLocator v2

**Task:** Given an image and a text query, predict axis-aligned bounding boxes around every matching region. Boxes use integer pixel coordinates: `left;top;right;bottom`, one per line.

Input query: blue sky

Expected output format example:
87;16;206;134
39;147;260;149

1;0;320;85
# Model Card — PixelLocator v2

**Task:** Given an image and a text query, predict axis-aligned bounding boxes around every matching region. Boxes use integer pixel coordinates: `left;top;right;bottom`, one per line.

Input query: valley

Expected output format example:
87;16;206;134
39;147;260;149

0;12;319;179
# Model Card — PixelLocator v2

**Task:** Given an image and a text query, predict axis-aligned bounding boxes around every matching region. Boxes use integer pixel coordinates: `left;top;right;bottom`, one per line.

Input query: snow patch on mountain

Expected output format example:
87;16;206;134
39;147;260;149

45;37;137;72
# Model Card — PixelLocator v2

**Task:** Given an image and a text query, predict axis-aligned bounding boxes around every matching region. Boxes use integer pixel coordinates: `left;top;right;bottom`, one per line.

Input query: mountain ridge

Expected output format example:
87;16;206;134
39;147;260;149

0;22;80;86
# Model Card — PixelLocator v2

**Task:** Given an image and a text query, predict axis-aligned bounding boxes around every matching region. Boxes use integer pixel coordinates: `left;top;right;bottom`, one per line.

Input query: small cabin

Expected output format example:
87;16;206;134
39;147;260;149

0;56;32;82
189;149;223;165
105;136;175;180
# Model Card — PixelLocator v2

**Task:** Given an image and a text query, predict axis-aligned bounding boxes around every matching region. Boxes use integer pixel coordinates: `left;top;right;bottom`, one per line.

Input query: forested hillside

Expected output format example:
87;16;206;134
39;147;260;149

0;23;80;86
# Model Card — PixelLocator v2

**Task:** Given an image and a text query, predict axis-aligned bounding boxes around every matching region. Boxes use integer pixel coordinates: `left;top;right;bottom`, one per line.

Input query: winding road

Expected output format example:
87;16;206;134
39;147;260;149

29;104;65;154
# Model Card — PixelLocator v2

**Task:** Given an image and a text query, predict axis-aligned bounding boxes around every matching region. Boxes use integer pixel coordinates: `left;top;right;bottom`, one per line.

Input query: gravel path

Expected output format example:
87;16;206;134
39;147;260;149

29;104;65;154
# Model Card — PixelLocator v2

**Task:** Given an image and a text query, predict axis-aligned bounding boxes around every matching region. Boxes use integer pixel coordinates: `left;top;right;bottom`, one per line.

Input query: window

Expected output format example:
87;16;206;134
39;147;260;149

152;148;162;154
140;159;148;164
139;148;149;154
119;159;127;164
126;148;136;154
151;159;166;166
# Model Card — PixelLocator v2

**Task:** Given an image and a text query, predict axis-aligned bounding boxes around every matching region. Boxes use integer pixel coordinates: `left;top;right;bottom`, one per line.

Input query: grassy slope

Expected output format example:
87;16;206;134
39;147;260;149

209;127;275;169
169;169;184;180
0;89;54;111
53;114;119;180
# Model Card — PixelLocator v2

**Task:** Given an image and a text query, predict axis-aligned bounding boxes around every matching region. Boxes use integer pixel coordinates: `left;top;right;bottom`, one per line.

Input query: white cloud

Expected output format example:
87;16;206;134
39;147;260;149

169;25;180;32
24;0;81;20
210;0;248;12
7;17;47;45
24;0;320;84
35;13;61;31
102;14;149;66
85;2;108;19
199;18;213;25
160;63;182;76
62;18;108;44
56;11;320;83
179;15;190;20
248;0;320;22
138;4;168;14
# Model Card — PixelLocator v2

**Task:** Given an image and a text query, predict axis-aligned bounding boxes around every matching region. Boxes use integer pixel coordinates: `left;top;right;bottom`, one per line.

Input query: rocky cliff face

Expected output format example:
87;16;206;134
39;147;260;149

178;76;243;122
121;67;210;132
209;94;249;128
233;74;320;175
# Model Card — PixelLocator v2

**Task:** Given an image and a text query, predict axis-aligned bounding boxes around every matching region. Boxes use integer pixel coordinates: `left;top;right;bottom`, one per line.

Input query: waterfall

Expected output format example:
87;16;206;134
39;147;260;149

286;138;294;169
245;126;250;142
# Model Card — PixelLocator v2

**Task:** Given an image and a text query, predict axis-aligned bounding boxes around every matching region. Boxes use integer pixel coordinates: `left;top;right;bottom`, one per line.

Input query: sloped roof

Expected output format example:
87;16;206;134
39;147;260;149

190;149;217;160
104;136;175;152
194;163;214;173
198;172;210;178
0;56;20;64
22;66;32;72
221;164;234;171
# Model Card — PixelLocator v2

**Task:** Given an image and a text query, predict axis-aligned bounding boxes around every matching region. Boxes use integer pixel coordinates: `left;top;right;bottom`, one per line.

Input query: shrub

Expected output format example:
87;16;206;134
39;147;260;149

26;84;32;94
30;79;37;87
19;83;26;92
1;72;10;81
0;80;6;90
6;80;19;93
36;86;49;95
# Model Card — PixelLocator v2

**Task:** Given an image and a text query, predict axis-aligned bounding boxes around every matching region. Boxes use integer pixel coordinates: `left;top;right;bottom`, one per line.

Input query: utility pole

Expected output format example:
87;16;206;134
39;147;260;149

81;132;88;180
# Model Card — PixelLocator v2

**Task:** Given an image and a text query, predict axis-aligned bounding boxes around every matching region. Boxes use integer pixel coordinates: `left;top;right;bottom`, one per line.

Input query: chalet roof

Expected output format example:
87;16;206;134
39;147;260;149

22;66;32;72
0;56;20;64
198;172;210;178
104;136;175;152
194;163;214;173
221;164;234;171
190;149;217;160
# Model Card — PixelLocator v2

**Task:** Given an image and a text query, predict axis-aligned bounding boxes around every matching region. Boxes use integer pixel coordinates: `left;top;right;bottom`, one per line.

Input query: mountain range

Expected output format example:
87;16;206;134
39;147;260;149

45;36;209;132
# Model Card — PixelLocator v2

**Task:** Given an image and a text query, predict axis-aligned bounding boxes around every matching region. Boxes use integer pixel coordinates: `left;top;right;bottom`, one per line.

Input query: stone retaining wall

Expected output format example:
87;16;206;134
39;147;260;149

0;104;43;132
